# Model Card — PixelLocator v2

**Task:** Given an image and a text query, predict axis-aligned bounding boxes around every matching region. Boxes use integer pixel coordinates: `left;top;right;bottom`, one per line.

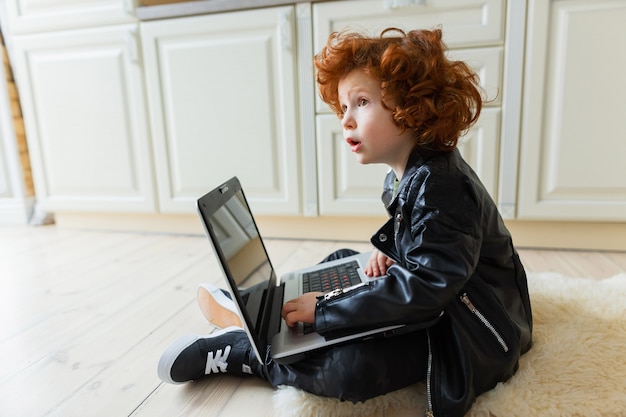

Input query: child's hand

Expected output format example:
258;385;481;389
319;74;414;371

281;292;323;327
365;249;394;277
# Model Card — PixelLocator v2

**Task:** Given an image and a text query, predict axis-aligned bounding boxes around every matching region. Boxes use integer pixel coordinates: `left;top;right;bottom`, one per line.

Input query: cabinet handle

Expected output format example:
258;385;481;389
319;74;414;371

279;10;292;52
126;29;139;64
383;0;425;9
122;0;134;15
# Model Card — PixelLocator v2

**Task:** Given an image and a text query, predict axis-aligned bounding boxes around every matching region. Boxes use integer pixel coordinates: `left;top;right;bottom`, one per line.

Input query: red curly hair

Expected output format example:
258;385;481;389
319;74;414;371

315;28;483;152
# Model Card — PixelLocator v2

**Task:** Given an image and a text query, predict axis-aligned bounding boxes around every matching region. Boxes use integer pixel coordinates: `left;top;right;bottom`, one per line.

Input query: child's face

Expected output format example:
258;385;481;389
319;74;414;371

338;69;415;178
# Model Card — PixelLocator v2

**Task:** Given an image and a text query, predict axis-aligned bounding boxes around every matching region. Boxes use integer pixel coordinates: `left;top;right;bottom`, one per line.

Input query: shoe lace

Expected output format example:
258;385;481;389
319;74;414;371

205;345;232;374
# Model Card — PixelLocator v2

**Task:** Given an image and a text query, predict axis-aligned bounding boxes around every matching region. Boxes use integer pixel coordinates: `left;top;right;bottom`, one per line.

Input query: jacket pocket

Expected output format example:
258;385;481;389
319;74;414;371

459;292;509;353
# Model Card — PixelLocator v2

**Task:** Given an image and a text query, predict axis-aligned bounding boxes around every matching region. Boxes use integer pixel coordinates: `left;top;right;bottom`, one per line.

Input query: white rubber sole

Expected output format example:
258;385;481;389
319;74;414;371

197;283;242;329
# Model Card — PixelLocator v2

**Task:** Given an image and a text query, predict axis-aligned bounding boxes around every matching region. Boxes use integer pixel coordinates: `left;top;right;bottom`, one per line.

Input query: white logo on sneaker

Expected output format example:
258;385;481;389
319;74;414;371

205;345;231;374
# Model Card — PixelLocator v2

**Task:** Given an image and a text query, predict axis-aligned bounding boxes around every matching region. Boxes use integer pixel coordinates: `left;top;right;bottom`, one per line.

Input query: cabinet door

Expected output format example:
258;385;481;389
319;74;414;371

4;0;135;35
141;7;300;214
316;114;390;216
11;25;156;212
457;108;500;198
316;109;500;215
311;0;506;217
518;0;626;220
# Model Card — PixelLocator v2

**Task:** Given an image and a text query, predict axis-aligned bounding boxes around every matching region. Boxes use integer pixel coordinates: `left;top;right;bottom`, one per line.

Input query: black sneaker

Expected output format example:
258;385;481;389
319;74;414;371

157;326;253;384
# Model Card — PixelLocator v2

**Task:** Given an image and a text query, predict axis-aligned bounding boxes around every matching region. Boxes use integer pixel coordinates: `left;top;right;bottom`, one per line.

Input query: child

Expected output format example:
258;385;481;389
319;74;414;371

158;27;533;417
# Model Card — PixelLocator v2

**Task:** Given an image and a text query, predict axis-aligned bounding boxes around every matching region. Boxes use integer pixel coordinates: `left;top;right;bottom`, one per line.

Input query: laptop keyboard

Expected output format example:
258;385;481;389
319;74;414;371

301;260;362;293
300;260;362;334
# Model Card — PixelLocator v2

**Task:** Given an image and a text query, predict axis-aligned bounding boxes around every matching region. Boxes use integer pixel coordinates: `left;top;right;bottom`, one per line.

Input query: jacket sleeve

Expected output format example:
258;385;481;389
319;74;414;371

314;169;483;338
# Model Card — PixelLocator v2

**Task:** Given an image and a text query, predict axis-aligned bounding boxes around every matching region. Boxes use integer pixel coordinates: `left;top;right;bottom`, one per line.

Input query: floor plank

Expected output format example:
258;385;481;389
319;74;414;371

1;225;625;417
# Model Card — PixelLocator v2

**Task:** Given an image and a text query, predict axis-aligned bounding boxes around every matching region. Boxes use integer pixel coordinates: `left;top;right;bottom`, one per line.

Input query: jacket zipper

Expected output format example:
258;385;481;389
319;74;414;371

425;330;435;417
321;282;368;302
460;293;509;352
394;212;402;246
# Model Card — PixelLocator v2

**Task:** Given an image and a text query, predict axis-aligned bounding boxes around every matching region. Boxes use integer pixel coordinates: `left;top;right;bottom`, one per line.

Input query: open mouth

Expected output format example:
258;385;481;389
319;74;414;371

346;138;362;152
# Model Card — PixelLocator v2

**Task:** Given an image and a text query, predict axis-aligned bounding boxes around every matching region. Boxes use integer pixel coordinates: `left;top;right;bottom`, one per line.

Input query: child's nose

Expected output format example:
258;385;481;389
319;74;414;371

342;112;355;129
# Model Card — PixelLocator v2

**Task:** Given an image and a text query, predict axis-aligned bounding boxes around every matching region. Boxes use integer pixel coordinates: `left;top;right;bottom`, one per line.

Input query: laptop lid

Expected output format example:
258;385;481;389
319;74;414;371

196;176;278;362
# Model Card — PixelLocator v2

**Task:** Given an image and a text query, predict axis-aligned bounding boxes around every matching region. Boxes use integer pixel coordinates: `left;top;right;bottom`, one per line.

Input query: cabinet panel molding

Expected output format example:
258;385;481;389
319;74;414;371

141;7;300;215
518;0;626;220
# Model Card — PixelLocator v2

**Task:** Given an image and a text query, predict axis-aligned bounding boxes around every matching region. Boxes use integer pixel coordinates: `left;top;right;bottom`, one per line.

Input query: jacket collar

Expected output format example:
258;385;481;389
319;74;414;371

383;147;437;210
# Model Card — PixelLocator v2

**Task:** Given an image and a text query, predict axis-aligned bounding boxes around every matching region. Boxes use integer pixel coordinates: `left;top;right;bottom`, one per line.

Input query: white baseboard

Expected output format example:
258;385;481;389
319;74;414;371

0;197;34;225
52;212;626;252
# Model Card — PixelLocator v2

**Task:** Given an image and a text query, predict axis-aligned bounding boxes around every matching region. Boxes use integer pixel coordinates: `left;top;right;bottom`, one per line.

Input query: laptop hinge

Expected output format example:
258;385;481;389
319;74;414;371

263;282;285;339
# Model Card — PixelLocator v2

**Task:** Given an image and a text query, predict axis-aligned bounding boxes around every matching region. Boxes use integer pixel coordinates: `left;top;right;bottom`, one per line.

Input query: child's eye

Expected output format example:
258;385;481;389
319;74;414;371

358;98;368;106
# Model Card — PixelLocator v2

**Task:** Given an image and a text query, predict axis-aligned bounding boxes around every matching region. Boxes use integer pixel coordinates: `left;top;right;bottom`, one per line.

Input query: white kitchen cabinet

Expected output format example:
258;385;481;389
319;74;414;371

0;44;34;224
312;0;512;215
518;0;626;221
141;6;301;214
4;0;135;35
10;24;156;212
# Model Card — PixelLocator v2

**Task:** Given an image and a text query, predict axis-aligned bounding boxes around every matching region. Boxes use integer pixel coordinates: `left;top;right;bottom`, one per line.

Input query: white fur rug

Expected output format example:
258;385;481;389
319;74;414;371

273;273;626;417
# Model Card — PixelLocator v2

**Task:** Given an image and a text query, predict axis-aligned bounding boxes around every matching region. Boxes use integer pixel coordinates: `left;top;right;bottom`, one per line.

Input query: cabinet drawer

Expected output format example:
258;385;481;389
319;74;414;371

4;0;135;34
313;0;505;113
313;0;505;50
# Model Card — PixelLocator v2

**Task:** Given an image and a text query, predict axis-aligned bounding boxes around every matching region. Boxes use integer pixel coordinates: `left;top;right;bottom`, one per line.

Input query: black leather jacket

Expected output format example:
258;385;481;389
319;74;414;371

315;148;533;416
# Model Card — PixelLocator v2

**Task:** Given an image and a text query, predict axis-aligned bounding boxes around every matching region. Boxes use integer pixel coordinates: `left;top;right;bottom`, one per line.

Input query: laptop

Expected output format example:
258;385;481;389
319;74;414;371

197;176;404;364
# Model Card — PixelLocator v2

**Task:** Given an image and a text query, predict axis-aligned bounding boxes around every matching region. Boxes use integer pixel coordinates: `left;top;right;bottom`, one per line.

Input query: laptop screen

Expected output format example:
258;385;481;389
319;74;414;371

197;177;277;357
206;189;272;290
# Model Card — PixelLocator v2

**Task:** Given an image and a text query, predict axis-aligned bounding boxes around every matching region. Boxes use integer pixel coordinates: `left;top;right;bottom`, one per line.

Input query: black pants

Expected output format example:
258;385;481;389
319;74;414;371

251;249;429;402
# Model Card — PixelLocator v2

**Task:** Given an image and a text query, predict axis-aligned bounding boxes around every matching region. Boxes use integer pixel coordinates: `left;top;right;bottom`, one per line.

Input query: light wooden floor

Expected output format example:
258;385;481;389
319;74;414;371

1;225;626;417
